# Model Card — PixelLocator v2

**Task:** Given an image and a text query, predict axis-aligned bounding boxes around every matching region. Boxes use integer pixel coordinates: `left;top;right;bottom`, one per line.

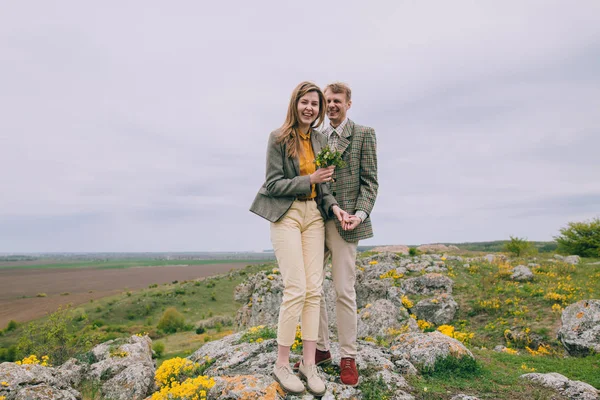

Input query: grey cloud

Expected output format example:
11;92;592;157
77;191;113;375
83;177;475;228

1;2;599;251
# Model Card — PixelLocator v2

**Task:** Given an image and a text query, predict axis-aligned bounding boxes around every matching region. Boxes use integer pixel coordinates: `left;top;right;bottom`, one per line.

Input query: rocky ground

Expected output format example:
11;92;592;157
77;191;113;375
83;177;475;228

1;252;599;399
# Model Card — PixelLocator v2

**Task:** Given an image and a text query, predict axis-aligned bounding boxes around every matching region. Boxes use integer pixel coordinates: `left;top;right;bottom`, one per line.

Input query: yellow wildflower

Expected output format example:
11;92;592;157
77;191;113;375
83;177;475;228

401;295;414;309
417;319;433;331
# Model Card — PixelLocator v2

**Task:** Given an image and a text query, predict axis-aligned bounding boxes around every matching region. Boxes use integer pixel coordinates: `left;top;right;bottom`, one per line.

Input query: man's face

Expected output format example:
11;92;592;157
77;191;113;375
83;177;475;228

325;89;351;127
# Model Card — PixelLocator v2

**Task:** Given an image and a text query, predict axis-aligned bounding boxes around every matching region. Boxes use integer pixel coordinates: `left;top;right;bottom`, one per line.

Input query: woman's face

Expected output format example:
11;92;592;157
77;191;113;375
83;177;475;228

297;91;320;129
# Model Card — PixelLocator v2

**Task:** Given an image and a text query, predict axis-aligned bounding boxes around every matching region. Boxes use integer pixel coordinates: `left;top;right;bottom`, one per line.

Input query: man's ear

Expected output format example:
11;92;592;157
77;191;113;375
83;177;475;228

347;100;352;110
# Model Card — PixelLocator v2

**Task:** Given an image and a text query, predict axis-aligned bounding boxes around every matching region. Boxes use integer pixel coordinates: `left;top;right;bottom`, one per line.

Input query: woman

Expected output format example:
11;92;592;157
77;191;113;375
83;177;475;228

250;81;347;396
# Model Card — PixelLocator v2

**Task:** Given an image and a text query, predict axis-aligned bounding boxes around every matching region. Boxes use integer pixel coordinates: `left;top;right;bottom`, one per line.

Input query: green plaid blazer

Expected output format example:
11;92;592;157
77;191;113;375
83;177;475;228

249;129;338;223
319;119;378;242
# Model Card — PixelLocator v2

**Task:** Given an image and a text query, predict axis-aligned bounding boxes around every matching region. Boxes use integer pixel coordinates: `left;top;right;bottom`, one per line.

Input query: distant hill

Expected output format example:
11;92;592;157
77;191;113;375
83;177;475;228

358;240;558;253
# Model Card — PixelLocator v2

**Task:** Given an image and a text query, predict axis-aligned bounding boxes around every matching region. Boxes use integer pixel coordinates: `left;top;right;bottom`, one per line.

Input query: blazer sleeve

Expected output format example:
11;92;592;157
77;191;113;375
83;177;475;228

264;131;312;197
355;128;379;216
320;183;338;217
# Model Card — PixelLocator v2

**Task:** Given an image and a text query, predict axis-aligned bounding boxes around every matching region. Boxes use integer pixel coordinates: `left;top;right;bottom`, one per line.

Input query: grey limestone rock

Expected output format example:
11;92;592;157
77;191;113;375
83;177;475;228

564;255;581;265
401;273;453;296
88;335;155;400
235;271;284;329
390;332;474;371
12;384;80;400
357;299;417;339
0;362;82;400
521;372;599;400
511;265;534;281
189;328;417;400
558;299;600;356
412;294;458;325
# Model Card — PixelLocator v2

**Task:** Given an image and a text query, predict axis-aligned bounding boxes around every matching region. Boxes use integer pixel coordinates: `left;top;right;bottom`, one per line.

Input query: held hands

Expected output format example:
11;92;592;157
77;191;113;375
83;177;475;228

332;206;361;231
310;166;335;184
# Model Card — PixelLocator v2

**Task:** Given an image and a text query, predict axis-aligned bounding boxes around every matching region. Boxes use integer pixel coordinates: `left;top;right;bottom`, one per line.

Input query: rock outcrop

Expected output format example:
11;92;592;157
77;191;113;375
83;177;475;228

0;363;81;400
188;330;416;399
521;372;599;400
390;332;474;371
412;294;458;325
370;245;410;255
401;273;453;296
0;335;155;400
416;244;460;253
554;255;581;265
511;265;534;281
357;299;418;338
557;299;600;356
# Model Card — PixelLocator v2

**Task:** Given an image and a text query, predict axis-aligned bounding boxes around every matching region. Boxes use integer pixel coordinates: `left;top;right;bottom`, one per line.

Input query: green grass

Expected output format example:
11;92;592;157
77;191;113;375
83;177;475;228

0;259;272;270
0;263;275;358
407;349;600;399
447;256;600;351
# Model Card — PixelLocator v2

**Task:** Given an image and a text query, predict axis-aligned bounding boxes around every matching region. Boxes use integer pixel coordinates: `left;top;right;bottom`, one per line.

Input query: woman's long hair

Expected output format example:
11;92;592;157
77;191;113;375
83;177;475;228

277;81;326;158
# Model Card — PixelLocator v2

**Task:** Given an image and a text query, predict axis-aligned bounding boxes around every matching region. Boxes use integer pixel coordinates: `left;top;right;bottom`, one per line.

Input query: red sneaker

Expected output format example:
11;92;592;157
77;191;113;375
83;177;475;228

292;349;332;371
340;357;359;387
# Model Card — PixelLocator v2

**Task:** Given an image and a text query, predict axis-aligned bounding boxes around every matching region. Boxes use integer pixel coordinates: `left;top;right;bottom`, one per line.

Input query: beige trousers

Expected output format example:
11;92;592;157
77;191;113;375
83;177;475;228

270;200;325;346
317;219;359;358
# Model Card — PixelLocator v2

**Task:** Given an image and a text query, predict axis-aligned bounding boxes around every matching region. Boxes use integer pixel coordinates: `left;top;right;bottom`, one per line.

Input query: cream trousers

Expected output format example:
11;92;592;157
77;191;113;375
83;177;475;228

317;219;359;358
270;200;325;346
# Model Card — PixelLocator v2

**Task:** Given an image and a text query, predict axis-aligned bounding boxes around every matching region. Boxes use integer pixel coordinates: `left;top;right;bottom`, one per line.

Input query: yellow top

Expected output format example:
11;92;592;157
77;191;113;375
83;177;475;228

298;129;317;199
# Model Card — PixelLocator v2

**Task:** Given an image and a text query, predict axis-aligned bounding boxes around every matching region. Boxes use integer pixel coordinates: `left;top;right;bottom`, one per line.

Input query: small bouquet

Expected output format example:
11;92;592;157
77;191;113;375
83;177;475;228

314;145;346;168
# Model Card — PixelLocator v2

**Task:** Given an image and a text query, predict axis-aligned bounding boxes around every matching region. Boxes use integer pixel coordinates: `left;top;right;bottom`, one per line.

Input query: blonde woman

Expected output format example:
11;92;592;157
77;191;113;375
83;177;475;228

250;81;348;396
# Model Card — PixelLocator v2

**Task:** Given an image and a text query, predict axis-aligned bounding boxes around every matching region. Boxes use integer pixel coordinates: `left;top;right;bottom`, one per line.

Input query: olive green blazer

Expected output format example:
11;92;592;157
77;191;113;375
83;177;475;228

250;129;338;222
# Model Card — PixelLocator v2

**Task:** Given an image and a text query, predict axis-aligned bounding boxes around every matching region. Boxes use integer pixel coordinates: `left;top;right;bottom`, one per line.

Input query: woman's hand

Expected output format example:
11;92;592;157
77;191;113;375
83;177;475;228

310;166;335;184
332;205;348;224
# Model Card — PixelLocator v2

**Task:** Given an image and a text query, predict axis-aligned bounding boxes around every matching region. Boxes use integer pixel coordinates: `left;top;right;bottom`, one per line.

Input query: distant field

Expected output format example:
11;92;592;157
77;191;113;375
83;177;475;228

0;260;270;327
0;258;271;270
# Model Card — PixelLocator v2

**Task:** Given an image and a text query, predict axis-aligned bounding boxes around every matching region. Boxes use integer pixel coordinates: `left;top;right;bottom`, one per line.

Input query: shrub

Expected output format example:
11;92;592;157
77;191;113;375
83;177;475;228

17;306;97;365
0;345;17;362
503;236;536;257
554;218;600;257
157;308;186;333
422;354;481;377
152;342;165;358
6;320;18;331
408;247;420;256
196;326;206;335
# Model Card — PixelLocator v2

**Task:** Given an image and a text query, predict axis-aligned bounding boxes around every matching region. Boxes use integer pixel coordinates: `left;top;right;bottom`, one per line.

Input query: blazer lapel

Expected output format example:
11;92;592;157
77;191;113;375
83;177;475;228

336;119;353;155
292;155;300;177
311;130;323;155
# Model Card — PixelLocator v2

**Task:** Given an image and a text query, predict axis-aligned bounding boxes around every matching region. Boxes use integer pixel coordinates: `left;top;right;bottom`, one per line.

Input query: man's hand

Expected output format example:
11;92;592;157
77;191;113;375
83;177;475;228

332;205;349;223
342;214;361;231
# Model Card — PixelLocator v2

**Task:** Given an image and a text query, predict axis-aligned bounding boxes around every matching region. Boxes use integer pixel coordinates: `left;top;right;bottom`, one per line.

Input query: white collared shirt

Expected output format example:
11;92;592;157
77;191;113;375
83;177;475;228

322;117;349;152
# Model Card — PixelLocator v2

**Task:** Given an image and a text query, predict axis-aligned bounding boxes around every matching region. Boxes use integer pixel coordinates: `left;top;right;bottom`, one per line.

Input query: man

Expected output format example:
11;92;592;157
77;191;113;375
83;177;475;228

295;82;378;386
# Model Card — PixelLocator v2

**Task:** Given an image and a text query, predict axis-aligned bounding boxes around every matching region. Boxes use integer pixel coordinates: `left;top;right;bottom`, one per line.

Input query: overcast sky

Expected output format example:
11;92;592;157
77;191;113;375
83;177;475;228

1;1;599;252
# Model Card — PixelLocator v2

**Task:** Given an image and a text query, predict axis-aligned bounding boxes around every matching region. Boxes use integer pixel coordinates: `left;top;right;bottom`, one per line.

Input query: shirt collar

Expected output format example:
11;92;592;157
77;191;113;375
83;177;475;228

324;117;349;136
297;129;311;140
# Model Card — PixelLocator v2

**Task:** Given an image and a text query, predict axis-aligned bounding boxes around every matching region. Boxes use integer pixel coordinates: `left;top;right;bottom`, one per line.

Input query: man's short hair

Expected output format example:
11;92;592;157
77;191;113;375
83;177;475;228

325;82;351;102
